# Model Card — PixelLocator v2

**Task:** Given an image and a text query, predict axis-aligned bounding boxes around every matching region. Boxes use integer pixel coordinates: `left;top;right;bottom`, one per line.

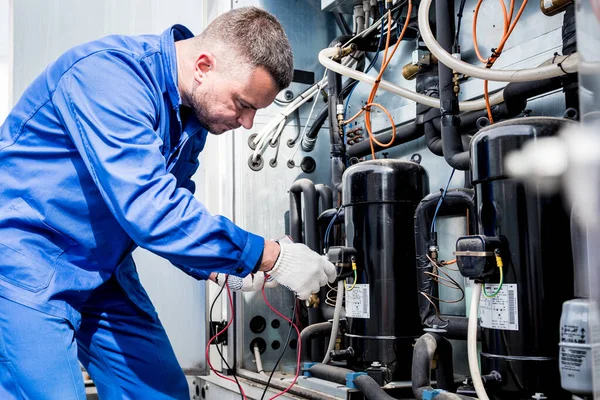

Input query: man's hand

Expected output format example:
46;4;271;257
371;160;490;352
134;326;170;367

267;242;336;300
210;272;278;292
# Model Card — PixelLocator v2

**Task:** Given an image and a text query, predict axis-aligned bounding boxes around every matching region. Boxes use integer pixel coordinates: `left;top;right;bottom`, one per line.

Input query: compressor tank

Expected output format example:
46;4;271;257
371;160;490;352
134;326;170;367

471;117;575;399
342;159;428;381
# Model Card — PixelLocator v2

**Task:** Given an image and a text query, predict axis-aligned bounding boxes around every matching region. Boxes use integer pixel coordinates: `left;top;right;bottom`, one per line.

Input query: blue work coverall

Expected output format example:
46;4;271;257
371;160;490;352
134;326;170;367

0;25;264;399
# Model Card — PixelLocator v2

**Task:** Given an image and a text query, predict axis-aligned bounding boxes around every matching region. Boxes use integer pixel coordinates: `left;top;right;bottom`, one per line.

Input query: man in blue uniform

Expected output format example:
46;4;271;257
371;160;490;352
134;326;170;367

0;7;336;399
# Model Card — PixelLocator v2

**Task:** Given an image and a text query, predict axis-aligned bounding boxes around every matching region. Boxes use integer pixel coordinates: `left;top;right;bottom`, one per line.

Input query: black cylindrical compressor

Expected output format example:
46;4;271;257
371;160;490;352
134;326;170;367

470;117;575;399
342;159;428;381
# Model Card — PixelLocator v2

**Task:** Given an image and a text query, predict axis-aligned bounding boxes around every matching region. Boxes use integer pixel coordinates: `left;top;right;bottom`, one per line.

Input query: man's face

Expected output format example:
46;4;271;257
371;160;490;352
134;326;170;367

189;61;280;135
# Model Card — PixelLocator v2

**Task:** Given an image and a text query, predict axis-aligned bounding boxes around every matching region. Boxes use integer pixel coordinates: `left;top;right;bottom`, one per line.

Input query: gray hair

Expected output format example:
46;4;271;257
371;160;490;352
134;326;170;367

195;7;294;90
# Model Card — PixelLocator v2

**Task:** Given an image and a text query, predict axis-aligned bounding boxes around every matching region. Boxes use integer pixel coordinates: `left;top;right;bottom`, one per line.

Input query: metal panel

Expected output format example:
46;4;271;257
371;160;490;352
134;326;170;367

227;0;342;373
194;372;350;400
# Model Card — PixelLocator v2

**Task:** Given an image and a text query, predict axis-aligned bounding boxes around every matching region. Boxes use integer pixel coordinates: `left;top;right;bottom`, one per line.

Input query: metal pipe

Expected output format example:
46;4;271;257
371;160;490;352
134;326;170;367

300;321;332;363
435;0;468;170
315;184;333;214
289;179;319;251
424;120;443;156
307;363;352;385
253;345;266;376
307;307;325;362
414;189;476;339
354;375;396;400
412;333;465;399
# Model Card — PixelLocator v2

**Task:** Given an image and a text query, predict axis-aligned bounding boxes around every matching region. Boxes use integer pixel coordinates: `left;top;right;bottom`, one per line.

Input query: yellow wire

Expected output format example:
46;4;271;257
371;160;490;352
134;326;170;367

345;260;358;292
483;251;504;298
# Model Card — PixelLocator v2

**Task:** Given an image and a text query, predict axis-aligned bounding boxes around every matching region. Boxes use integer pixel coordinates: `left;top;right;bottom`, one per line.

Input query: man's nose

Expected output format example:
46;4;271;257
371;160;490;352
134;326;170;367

238;109;256;130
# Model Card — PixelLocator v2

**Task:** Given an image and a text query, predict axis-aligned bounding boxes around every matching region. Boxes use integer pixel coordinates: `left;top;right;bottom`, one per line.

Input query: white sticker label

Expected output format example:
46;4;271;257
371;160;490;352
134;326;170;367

479;283;519;331
543;0;554;9
346;284;370;319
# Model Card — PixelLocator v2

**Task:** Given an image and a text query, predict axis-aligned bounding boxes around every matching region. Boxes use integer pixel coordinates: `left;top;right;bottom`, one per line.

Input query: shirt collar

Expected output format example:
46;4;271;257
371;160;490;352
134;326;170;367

160;24;195;110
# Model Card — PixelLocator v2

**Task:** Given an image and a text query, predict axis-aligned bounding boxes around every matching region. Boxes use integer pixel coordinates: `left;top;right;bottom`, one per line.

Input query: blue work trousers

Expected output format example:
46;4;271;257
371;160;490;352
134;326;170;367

0;277;189;399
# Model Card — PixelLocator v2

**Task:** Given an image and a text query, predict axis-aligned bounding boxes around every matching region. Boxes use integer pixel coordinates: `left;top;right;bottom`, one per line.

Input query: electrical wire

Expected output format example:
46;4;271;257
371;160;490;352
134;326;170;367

431;168;456;233
425;254;465;304
206;279;247;400
417;0;578;83
473;0;527;123
345;269;358;292
344;257;358;292
324;205;343;250
260;286;301;400
343;1;413;159
343;8;385;148
439;259;459;271
482;250;505;298
453;0;468;51
419;291;446;323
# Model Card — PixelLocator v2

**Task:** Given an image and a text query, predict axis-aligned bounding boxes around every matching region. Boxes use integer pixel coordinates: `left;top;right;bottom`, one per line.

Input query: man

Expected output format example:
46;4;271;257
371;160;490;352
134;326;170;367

0;7;335;400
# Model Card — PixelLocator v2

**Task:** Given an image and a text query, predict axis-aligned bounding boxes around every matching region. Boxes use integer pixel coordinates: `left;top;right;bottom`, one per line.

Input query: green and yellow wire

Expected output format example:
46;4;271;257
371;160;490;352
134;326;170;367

345;258;358;292
483;249;504;298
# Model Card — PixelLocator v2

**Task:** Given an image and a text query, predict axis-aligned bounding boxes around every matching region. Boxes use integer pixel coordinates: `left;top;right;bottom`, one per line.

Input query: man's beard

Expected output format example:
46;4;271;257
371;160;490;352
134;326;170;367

189;89;227;135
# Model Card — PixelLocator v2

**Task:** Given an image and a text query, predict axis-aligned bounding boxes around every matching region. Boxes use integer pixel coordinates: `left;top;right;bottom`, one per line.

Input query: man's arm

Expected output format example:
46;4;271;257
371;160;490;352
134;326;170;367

206;239;280;282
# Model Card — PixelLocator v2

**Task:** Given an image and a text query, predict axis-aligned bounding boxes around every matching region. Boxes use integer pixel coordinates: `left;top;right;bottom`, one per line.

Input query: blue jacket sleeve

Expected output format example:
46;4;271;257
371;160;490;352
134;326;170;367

179;135;203;194
51;50;263;279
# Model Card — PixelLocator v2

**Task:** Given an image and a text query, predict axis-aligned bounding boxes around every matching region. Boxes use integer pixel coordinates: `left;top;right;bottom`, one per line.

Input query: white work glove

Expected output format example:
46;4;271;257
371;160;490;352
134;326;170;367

214;272;278;292
267;242;336;300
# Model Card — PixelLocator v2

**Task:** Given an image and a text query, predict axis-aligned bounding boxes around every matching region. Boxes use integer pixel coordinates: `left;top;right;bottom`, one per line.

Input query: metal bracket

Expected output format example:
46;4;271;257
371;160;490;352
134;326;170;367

210;321;228;345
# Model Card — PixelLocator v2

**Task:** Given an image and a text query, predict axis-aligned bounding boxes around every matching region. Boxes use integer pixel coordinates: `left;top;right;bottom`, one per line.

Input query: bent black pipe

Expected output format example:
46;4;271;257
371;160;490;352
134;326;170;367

326;37;347;205
354;375;396;400
412;333;456;398
435;0;467;170
425;120;443;156
315;184;333;214
289;179;319;252
307;308;326;362
355;368;473;400
414;189;476;339
502;76;565;116
307;363;352;385
300;322;332;363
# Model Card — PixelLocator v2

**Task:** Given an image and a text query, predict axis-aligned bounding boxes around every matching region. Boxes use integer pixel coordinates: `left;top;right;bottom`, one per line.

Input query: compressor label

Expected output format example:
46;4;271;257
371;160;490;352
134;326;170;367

479;283;519;331
346;284;370;318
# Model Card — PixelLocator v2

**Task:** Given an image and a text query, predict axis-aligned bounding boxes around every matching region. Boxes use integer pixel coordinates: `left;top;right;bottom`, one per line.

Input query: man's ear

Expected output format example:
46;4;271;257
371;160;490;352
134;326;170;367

193;52;216;83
